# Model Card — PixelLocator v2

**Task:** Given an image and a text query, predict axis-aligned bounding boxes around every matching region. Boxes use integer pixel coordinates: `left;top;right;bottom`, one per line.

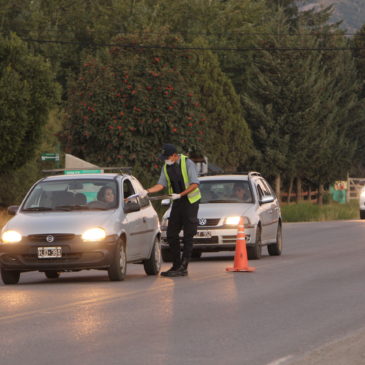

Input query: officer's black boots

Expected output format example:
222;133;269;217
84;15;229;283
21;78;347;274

160;265;180;277
161;259;189;277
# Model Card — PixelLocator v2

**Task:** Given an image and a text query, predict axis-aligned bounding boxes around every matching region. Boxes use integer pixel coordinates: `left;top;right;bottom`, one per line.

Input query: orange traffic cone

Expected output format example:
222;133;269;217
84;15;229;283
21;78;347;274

226;217;255;272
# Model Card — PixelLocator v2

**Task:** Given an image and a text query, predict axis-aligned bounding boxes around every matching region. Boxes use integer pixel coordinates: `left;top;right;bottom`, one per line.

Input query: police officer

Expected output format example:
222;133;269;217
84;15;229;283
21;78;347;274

143;143;201;277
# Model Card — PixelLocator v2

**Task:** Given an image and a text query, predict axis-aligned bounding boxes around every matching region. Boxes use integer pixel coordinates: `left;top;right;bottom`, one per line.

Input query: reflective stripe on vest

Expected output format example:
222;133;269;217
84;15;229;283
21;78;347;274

163;154;201;204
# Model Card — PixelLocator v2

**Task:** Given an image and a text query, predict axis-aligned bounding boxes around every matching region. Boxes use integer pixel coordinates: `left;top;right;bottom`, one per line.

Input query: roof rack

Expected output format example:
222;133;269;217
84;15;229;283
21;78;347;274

42;167;132;175
200;171;262;177
248;171;262;178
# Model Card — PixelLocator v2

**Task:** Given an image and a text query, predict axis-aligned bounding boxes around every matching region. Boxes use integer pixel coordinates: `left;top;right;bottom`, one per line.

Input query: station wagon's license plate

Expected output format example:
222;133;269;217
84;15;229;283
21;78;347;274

37;247;62;259
194;231;212;239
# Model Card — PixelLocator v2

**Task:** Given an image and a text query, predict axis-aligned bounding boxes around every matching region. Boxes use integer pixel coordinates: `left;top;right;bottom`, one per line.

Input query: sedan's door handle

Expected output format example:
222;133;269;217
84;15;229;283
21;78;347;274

143;217;147;223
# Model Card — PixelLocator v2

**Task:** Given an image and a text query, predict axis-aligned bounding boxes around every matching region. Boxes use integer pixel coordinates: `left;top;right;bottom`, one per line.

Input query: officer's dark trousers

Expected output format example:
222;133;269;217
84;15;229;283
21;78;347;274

166;198;200;267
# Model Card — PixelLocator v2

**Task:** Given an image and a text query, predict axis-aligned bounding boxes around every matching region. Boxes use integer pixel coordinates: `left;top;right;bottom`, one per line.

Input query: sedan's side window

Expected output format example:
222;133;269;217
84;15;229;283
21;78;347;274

123;179;136;200
258;179;272;197
256;184;265;200
131;178;150;208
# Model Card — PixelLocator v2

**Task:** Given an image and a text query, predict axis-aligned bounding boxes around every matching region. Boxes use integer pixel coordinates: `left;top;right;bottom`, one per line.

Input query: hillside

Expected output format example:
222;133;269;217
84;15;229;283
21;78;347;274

299;0;365;32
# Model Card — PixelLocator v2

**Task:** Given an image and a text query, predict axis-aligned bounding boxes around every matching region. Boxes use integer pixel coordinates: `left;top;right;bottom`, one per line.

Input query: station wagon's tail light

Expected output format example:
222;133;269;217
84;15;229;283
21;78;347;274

2;230;22;243
82;227;106;242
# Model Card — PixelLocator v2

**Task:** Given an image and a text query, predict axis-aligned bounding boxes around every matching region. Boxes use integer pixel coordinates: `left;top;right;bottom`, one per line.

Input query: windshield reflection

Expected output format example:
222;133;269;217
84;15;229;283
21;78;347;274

200;180;253;204
22;179;118;212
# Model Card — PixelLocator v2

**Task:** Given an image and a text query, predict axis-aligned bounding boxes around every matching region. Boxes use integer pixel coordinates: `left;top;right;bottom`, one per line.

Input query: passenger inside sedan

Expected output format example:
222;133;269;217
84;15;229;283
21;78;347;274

232;182;252;203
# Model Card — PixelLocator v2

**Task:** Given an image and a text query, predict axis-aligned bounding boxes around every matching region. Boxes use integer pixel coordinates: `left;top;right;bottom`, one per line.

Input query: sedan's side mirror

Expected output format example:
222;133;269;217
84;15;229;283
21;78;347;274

7;205;19;215
124;201;141;213
161;199;171;206
259;196;274;205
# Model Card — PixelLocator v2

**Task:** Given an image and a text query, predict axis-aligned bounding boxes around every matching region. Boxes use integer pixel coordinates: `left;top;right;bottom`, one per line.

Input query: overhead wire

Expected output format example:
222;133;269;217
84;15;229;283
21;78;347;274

19;36;365;52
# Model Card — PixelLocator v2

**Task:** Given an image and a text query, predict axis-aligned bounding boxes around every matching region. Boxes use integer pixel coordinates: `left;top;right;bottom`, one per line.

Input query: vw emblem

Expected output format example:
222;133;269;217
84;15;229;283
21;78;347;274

199;218;207;226
46;235;54;243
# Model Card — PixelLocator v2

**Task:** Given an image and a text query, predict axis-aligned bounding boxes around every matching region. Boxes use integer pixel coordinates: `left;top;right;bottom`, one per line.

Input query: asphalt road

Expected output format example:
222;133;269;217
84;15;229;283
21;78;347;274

1;220;365;365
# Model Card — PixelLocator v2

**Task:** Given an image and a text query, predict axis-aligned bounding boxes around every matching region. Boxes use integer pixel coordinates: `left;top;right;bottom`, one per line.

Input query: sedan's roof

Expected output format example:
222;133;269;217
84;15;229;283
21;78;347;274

42;173;124;181
199;174;249;181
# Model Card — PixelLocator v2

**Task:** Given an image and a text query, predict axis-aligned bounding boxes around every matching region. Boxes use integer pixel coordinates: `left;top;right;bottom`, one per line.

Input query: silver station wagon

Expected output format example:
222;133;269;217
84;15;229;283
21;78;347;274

161;172;282;261
0;172;161;284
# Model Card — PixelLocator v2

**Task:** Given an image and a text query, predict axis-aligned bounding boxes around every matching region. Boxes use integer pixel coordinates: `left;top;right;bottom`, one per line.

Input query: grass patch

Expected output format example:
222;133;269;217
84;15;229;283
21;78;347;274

281;200;359;222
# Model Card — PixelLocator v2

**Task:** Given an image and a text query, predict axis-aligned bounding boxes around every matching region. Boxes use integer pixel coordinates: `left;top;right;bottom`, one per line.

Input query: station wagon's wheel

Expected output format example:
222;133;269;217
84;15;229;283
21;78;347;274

108;238;127;281
247;225;262;260
143;236;162;275
44;271;60;279
161;247;173;262
268;223;283;256
1;269;20;285
360;210;365;219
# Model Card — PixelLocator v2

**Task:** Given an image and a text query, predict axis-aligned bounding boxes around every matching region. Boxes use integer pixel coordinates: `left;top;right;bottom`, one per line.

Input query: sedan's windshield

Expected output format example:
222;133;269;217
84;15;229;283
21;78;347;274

200;180;253;204
22;179;119;211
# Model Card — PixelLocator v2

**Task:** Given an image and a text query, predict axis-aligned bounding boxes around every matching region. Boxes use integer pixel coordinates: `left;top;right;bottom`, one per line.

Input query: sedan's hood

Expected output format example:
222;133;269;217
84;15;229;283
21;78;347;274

163;203;255;219
197;203;255;219
3;211;117;235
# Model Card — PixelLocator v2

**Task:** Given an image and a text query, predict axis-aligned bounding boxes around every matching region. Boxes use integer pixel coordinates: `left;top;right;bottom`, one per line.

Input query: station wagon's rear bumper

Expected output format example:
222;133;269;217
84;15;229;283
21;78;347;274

0;235;118;271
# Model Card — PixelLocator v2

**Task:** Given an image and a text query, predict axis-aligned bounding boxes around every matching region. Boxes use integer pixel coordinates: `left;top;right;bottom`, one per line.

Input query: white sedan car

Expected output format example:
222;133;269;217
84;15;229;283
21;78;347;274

0;172;161;284
161;172;282;260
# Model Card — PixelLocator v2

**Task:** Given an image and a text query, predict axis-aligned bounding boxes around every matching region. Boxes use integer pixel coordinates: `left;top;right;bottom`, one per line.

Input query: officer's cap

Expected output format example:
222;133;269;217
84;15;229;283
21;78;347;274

159;143;177;160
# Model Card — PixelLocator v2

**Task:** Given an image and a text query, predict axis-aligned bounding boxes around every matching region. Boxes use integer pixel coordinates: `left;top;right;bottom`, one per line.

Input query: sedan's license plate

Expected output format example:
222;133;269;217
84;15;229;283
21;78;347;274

38;247;62;259
194;231;212;239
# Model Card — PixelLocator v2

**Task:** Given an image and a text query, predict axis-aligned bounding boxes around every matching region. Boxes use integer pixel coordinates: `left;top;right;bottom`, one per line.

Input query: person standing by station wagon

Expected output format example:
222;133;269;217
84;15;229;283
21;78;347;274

143;143;201;277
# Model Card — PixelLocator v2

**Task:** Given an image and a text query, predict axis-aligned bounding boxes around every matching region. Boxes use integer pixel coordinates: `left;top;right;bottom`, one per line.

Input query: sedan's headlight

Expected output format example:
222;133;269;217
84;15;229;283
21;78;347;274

82;227;106;242
2;230;22;243
225;216;253;227
225;216;241;225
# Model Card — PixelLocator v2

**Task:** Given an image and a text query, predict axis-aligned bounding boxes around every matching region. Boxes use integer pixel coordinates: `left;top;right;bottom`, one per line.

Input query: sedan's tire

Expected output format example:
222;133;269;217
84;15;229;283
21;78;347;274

108;238;127;281
247;225;262;260
1;269;20;285
161;247;173;262
191;251;202;259
268;223;283;256
143;237;162;275
44;271;60;279
360;210;365;219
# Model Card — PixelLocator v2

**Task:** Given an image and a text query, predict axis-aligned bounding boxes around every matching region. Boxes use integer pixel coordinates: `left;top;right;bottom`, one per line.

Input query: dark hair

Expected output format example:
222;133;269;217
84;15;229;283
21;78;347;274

97;186;115;202
233;182;245;191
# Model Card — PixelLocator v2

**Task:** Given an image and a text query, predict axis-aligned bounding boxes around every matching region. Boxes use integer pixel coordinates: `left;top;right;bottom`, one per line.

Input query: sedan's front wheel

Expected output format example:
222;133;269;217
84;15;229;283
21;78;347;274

143;236;162;275
268;223;283;256
108;239;127;281
247;225;262;260
1;269;20;285
44;271;60;279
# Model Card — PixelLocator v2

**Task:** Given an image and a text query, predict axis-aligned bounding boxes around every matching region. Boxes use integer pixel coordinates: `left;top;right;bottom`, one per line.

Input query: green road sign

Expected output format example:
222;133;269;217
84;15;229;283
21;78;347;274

64;169;102;175
41;153;60;161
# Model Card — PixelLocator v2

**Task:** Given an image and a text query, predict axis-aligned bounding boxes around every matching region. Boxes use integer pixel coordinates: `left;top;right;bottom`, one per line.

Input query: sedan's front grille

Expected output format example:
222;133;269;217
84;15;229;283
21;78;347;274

198;218;220;227
193;236;219;244
26;234;76;243
21;253;82;263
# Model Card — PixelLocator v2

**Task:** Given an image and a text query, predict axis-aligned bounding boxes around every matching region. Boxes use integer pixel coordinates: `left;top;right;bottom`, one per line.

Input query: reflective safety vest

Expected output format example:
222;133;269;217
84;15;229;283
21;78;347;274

163;154;201;204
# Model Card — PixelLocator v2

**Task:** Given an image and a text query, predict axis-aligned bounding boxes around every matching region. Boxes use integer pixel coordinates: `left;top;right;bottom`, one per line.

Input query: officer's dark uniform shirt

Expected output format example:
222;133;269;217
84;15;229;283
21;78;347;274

157;156;200;201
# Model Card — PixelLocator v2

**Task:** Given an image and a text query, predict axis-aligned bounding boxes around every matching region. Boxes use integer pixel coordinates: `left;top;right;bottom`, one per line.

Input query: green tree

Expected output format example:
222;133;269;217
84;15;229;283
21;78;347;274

0;33;59;172
61;33;208;185
0;33;59;205
182;38;254;170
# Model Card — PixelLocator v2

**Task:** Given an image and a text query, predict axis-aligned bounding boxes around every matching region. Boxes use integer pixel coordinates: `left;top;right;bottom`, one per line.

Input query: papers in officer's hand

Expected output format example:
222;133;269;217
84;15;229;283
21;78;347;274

125;193;139;201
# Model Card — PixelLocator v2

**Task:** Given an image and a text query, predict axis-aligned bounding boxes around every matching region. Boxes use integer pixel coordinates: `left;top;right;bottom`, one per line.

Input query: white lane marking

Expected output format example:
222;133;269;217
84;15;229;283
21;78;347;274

266;355;293;365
